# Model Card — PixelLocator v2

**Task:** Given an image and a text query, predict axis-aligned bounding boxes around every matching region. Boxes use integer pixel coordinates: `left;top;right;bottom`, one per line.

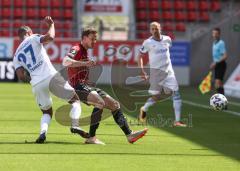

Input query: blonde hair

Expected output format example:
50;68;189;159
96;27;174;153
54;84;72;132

150;22;161;28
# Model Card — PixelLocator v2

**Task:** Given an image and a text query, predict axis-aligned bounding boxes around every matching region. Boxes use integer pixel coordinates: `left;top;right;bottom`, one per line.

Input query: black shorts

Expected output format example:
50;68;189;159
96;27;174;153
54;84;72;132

74;83;108;104
214;61;227;81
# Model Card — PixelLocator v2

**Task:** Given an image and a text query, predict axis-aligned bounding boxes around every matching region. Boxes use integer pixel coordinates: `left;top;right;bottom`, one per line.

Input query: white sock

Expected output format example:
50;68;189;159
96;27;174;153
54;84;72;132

172;91;182;122
142;97;156;112
70;101;81;127
40;114;51;135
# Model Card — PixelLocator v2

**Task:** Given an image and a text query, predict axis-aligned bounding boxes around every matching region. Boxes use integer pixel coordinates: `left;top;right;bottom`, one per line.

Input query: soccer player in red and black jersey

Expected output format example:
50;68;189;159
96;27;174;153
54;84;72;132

62;28;148;144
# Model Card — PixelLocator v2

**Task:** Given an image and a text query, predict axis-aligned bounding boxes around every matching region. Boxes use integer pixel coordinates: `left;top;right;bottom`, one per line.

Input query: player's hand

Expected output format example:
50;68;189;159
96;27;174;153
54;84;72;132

141;71;149;81
210;62;216;70
44;16;54;26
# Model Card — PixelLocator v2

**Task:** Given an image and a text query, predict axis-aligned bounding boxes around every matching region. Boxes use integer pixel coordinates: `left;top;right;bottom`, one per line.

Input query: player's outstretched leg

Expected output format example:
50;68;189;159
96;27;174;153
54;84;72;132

69;100;90;138
172;91;187;127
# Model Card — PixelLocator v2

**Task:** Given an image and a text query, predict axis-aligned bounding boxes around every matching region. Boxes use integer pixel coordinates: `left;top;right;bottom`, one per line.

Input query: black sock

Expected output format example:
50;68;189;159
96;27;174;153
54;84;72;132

112;109;132;135
217;87;224;95
89;107;103;137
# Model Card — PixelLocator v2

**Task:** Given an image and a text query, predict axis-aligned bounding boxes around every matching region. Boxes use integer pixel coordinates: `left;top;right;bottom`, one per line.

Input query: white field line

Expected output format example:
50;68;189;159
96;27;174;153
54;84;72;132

182;100;240;117
228;101;240;107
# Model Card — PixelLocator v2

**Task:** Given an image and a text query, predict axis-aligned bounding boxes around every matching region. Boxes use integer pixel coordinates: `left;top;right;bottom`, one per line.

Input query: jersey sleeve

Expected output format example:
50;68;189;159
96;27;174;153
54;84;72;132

13;56;22;70
139;40;150;54
31;34;44;44
220;41;226;54
67;46;79;59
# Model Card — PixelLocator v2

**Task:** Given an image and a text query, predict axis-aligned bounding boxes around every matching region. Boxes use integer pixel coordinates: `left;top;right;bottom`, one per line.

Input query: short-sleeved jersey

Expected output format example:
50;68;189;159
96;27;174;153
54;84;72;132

139;35;174;73
67;43;89;88
212;39;226;62
13;34;57;86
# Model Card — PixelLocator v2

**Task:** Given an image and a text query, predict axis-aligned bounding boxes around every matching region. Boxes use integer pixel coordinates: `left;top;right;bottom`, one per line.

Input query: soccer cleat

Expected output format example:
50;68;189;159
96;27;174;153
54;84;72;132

35;132;46;144
85;136;105;145
138;106;147;123
70;127;90;138
127;128;148;144
173;121;187;127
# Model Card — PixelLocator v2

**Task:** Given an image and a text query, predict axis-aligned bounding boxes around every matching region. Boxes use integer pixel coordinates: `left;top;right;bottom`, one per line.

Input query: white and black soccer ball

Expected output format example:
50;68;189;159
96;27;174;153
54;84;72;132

210;94;228;111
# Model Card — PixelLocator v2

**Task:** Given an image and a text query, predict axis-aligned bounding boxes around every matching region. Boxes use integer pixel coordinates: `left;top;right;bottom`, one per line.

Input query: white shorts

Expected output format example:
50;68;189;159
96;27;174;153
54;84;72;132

149;68;179;95
32;73;75;110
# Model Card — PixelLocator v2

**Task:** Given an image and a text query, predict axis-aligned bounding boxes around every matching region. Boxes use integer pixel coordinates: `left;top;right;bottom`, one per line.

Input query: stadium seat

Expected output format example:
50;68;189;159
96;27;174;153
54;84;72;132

175;11;186;21
13;29;19;37
55;31;63;37
1;0;11;7
63;20;73;29
27;20;40;29
39;0;49;8
149;0;159;10
13;20;23;28
166;32;175;40
0;30;11;37
26;0;38;7
39;9;49;18
64;31;74;38
26;8;39;19
149;11;161;21
1;8;11;19
176;22;186;32
136;22;148;30
162;11;174;21
163;22;174;32
14;0;24;7
187;1;197;10
187;11;198;22
64;9;73;19
63;0;73;8
211;1;221;12
0;20;10;28
199;0;209;11
136;10;148;21
174;0;186;10
137;31;150;39
51;0;62;8
13;8;24;19
51;9;62;19
136;0;148;9
199;12;209;22
54;20;63;29
161;0;172;10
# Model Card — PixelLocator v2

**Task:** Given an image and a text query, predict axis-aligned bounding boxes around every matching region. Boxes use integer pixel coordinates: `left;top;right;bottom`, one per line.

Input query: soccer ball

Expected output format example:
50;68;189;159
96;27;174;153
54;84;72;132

210;94;228;111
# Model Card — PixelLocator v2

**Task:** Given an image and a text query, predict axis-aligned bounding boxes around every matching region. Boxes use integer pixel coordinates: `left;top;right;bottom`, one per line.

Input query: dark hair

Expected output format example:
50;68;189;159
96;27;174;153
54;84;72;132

18;26;32;39
81;27;97;39
213;27;221;34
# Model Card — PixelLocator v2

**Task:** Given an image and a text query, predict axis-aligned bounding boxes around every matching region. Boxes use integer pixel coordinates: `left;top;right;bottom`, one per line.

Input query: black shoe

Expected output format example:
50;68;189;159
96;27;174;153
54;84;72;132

35;133;46;144
70;127;90;138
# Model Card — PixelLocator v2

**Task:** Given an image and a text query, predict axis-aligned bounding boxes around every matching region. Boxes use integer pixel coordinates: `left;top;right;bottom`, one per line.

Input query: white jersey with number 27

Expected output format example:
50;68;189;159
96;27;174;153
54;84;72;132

13;34;57;86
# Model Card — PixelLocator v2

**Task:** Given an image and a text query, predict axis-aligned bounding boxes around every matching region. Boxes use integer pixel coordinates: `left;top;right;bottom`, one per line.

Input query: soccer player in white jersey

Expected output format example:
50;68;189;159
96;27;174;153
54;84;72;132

13;16;90;143
137;22;186;127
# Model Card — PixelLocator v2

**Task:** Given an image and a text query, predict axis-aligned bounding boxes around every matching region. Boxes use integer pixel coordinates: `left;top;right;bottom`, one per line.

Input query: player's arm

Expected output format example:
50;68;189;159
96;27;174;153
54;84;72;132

15;67;31;82
138;42;149;80
40;16;55;44
62;47;96;67
62;56;96;67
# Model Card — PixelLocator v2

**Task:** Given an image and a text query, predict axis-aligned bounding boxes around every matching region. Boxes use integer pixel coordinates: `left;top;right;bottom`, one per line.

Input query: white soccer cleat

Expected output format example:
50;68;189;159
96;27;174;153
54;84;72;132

85;136;105;145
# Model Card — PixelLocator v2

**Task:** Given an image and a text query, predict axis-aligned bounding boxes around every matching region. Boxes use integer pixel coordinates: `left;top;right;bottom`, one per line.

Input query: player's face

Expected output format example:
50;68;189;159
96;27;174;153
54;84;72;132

212;30;220;40
85;33;97;49
150;24;161;37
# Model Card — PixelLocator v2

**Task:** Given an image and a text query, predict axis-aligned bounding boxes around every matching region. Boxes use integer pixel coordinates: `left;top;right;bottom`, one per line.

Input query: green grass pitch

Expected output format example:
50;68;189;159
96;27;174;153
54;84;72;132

0;83;240;171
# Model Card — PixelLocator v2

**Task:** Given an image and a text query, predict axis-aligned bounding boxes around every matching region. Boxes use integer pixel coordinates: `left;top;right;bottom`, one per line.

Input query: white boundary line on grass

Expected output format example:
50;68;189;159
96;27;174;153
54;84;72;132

228;101;240;107
182;100;240;117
